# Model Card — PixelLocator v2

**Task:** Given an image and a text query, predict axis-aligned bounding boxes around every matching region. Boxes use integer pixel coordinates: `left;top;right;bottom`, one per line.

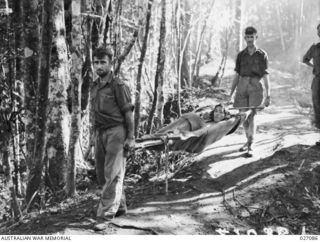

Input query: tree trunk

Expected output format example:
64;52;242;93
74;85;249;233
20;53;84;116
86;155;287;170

23;0;40;171
211;29;231;87
80;0;93;112
147;0;166;133
80;0;94;164
134;0;153;137
191;0;215;82
111;0;122;61
26;0;54;204
2;135;22;219
142;62;154;101
220;29;232;82
113;29;138;75
1;1;22;218
110;0;138;75
293;0;304;71
180;0;192;87
102;0;112;46
46;0;70;190
175;0;182;117
94;0;112;48
12;0;24;196
234;0;242;53
66;0;83;196
275;1;286;53
294;0;304;51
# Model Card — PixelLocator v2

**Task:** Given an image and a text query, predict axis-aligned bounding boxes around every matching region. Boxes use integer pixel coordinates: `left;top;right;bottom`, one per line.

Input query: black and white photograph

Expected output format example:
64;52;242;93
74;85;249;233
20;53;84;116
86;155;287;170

0;0;320;238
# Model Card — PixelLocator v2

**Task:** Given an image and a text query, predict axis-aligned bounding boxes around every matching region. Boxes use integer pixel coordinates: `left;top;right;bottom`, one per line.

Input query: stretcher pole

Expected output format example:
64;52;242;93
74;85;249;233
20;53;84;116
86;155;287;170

229;106;265;110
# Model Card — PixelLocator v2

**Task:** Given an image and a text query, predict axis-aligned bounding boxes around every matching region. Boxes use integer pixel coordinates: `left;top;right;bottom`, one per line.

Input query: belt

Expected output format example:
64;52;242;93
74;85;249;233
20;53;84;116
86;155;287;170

95;123;124;131
240;75;261;78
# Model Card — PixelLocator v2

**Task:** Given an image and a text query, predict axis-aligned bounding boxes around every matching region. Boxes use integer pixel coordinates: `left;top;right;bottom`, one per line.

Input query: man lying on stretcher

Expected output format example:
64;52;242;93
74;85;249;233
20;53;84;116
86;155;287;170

136;104;254;153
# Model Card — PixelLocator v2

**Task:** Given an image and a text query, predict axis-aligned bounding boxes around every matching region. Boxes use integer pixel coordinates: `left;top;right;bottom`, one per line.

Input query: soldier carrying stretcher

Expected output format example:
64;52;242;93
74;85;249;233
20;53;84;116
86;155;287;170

136;104;259;154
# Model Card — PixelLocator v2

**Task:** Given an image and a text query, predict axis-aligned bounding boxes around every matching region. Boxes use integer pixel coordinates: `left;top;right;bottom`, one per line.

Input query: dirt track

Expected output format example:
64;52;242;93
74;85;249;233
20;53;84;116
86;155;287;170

3;65;320;235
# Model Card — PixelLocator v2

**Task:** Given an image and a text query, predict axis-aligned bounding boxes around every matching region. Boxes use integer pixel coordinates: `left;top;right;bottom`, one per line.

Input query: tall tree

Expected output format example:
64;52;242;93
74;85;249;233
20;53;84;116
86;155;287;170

26;0;54;204
294;0;304;52
155;0;166;128
111;0;122;60
113;29;138;75
191;0;215;81
45;0;70;189
1;121;21;219
134;0;154;137
111;0;138;76
66;0;84;196
147;0;166;133
234;0;242;53
0;0;22;218
275;1;286;53
100;0;112;47
179;0;192;87
175;0;182;117
80;0;93;113
12;0;24;196
175;0;194;117
91;0;112;49
23;0;40;171
80;0;93;165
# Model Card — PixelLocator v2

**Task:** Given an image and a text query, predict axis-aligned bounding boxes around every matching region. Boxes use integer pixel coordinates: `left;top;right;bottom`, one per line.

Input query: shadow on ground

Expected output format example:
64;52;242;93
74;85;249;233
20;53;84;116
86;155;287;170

128;144;320;207
5;144;320;235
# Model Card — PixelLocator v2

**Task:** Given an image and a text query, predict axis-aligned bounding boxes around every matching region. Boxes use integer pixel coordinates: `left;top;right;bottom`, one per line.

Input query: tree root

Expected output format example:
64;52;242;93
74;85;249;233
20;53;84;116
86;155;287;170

109;222;159;235
221;190;236;216
232;188;252;216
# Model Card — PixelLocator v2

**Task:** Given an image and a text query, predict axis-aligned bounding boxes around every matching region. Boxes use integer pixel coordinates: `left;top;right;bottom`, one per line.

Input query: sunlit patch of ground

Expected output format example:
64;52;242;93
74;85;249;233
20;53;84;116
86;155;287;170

3;63;320;235
115;64;320;234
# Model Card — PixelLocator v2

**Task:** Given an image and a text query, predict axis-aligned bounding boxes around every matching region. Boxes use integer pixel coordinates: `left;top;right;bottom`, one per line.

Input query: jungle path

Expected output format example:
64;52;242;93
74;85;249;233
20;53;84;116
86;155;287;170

111;67;320;235
5;66;320;235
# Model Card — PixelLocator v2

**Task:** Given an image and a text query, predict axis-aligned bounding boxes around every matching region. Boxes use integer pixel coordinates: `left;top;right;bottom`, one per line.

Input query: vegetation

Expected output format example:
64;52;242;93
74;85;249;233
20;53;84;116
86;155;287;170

0;0;320;235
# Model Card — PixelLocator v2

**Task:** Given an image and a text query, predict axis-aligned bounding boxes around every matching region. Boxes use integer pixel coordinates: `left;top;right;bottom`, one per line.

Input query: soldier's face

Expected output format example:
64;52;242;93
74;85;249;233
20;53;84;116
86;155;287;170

94;56;112;77
213;106;225;122
244;34;257;47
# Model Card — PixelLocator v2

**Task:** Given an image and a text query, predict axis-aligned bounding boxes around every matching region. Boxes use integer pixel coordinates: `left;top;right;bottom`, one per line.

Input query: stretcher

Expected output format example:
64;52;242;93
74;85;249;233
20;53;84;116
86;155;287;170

135;111;251;153
134;110;253;194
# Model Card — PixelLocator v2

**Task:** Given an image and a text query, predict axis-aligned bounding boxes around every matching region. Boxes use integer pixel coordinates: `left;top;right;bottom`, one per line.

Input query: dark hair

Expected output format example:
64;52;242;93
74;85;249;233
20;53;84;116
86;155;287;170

245;26;257;35
210;104;227;121
317;24;320;30
93;47;113;60
213;103;224;111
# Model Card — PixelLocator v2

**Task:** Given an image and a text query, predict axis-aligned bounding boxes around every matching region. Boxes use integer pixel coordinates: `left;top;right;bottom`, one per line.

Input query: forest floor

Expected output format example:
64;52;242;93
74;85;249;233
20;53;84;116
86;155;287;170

2;62;320;235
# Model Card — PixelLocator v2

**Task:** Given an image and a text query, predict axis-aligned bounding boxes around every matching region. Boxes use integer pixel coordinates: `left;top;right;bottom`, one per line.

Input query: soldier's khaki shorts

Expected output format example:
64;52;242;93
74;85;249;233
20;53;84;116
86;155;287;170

234;76;263;108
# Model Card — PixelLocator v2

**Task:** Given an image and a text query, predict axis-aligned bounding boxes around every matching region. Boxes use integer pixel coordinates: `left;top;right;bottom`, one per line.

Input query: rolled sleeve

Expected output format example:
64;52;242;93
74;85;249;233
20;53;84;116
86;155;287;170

114;81;134;113
303;45;314;63
234;53;241;74
262;53;269;76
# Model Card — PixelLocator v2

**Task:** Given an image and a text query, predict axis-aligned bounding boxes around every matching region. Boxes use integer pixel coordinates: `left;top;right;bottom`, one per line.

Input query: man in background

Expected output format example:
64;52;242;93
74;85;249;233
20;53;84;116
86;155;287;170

229;26;271;157
91;47;134;223
303;24;320;145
